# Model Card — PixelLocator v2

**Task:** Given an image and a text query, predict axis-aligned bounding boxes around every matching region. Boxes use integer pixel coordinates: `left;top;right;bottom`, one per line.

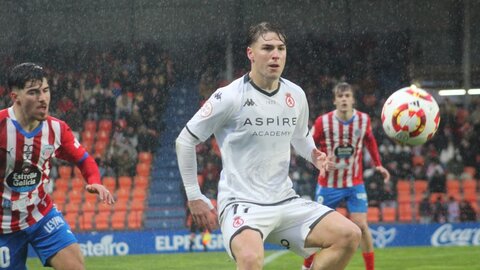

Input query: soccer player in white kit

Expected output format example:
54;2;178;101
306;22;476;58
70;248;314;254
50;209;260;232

176;22;361;270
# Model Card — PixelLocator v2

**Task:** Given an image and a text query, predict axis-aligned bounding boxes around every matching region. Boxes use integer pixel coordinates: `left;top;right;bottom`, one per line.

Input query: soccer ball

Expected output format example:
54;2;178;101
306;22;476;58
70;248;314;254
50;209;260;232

381;86;440;146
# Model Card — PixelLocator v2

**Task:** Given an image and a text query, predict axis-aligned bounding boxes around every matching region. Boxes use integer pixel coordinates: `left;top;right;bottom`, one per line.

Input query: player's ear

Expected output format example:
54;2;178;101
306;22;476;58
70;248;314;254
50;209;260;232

9;90;18;102
247;47;254;62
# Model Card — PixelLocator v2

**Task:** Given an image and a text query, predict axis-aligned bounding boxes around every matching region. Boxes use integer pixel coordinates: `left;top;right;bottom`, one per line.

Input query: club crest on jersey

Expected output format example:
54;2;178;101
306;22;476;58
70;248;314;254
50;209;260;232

233;216;244;228
6;165;41;192
200;101;213;117
23;144;33;160
41;145;55;159
285;93;295;108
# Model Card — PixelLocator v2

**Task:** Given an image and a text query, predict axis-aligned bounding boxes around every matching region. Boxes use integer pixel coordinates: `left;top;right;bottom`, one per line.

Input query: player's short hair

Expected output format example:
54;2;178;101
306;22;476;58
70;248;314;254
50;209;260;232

332;82;355;98
7;62;46;91
247;22;287;47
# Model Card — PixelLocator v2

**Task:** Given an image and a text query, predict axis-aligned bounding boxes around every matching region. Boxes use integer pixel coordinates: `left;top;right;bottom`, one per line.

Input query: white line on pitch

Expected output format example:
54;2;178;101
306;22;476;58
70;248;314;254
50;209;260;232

263;250;289;266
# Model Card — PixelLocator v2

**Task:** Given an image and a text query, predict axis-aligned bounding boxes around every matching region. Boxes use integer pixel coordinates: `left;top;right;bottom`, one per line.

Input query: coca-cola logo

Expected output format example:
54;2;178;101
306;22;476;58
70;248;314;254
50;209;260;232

431;224;480;246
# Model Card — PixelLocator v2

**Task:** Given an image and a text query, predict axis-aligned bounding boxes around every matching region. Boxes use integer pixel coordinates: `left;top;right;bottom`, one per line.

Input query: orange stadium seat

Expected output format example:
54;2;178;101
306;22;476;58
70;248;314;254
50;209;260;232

68;190;83;204
95;212;110;230
414;180;429;203
64;214;77;231
446;180;461;197
81;130;95;144
136;163;151;177
71;177;84;190
94;141;108;157
83;120;97;132
397;192;412;205
133;176;149;189
367;207;380;223
98;119;113;134
381;207;397;222
398;203;413;222
138;151;153;165
81;202;96;215
132;189;147;201
114;200;128;212
463;166;477;178
65;203;79;216
97;202;113;214
118;176;132;190
52;190;67;205
84;193;98;204
96;130;110;144
73;167;83;179
412;155;425;166
463;179;477;193
111;211;127;230
54;178;69;192
102;176;117;191
127;210;143;229
79;212;94;231
396;180;410;194
130;200;145;212
58;165;73;180
116;188;131;202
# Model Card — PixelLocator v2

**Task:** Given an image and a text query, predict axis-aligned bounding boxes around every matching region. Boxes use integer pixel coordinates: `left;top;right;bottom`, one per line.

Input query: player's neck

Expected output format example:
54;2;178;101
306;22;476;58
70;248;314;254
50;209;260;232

248;71;279;92
12;106;41;132
336;109;354;121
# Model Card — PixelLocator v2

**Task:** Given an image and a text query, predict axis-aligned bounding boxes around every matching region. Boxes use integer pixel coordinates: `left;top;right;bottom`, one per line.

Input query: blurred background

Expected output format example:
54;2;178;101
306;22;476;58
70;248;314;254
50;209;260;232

1;0;479;254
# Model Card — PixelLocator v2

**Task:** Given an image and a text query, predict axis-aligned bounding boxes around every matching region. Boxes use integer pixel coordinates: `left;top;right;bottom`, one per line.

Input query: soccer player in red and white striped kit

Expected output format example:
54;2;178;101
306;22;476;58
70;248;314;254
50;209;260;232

0;63;115;270
302;82;390;270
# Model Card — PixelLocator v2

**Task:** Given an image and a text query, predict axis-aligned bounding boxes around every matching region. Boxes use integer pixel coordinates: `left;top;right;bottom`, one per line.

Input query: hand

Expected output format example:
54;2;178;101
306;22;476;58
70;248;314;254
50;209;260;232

86;183;115;204
311;149;335;177
188;199;219;231
375;166;390;184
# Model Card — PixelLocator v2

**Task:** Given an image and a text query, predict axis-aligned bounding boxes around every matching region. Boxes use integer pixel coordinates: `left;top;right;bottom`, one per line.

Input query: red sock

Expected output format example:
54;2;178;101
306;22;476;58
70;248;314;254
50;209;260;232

303;254;315;268
362;252;374;270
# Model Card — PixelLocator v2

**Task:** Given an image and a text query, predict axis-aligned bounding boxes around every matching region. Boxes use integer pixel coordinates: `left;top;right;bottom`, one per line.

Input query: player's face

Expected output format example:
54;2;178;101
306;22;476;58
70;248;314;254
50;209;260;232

247;32;286;82
333;90;354;113
12;78;51;122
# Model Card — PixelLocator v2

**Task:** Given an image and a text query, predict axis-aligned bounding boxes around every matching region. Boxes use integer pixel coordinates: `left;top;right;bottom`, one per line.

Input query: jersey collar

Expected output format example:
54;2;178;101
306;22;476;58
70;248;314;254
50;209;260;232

243;73;282;97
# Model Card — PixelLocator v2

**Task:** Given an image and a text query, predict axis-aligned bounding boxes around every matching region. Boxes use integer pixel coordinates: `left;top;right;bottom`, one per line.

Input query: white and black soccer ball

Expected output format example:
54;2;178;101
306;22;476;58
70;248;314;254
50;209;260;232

381;86;440;146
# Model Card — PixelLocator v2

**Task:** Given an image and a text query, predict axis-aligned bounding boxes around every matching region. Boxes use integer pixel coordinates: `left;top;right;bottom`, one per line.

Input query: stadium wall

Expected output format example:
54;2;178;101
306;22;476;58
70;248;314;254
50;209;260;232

28;222;480;257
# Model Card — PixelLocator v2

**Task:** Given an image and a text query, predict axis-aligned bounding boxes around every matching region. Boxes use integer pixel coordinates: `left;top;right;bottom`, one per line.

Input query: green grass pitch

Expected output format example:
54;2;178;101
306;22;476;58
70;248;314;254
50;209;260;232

27;246;479;269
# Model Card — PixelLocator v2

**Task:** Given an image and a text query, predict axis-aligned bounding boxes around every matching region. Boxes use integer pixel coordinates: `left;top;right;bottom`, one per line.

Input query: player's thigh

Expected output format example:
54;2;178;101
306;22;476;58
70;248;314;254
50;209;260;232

346;184;368;214
220;203;273;260
48;243;84;270
230;229;264;261
305;210;360;248
0;231;28;270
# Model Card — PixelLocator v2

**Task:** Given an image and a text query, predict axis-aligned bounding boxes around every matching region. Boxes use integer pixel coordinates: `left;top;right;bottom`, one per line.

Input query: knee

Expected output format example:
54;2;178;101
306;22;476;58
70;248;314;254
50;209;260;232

341;225;362;250
235;250;263;269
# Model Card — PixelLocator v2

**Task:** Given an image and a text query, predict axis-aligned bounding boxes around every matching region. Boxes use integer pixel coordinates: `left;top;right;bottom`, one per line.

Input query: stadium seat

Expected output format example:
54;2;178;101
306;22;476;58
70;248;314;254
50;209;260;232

446;179;461;197
118;176;132;190
102;176;117;191
97;202;113;214
73;167;83;179
412;155;425;166
136;163;151;177
133;176;149;189
64;214;77;231
413;180;428;203
114;200;128;212
430;193;445;203
132;189;147;201
138;151;153;165
463;190;477;204
81;202;96;215
65;203;79;217
83;120;97;132
396;180;411;194
367;207;380;223
127;210;143;229
96;130;110;144
54;203;65;213
462;179;477;193
84;193;98;203
81;130;95;144
52;190;67;205
111;211;127;230
398;203;413;222
79;212;94;231
98;119;113;134
95;212;110;230
68;190;83;204
81;140;94;153
58;165;73;180
397;192;412;205
71;177;84;190
130;200;145;212
54;178;69;192
381;207;397;222
94;141;108;157
116;188;131;202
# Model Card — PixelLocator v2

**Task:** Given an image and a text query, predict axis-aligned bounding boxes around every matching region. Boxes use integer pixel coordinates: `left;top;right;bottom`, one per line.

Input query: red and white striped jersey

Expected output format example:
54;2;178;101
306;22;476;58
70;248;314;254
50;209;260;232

311;109;382;188
0;107;87;233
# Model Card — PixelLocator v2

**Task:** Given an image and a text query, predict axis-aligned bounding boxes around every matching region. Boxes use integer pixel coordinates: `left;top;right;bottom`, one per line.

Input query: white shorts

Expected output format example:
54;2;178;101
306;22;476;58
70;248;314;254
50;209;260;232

219;197;334;259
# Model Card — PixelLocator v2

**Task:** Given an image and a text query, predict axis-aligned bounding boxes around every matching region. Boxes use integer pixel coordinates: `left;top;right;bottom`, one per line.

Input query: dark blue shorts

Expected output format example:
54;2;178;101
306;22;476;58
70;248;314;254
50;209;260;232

315;184;368;213
0;207;77;269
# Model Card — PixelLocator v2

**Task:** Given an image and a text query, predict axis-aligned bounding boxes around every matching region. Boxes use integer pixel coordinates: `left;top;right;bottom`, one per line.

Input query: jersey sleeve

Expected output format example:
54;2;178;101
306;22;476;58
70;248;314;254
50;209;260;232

186;88;237;142
363;116;382;167
291;88;316;162
311;115;327;153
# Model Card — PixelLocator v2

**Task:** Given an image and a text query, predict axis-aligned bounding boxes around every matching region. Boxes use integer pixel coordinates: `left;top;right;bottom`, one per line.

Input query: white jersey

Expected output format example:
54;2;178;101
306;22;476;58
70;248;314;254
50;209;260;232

186;74;313;213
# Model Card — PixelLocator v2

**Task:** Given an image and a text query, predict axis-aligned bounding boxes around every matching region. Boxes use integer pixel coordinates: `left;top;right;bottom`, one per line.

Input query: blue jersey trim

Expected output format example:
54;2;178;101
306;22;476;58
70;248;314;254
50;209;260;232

12;120;44;138
77;152;88;164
